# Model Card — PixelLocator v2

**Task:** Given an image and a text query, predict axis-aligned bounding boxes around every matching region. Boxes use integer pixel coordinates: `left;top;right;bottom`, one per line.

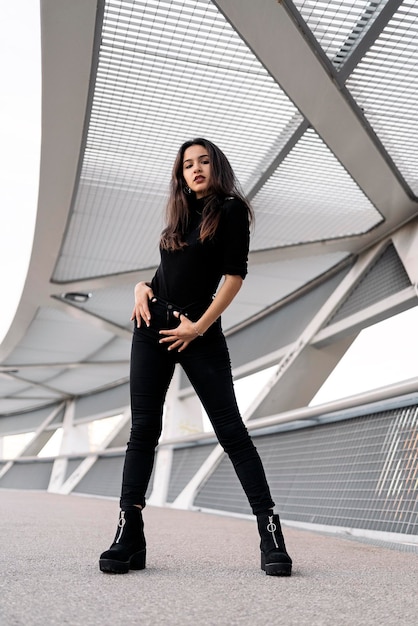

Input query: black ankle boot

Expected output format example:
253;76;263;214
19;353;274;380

99;508;146;574
257;513;292;576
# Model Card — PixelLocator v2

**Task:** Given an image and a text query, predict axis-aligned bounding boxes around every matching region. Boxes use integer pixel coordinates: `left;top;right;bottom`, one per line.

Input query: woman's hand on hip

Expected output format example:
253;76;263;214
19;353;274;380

131;282;154;327
158;312;199;352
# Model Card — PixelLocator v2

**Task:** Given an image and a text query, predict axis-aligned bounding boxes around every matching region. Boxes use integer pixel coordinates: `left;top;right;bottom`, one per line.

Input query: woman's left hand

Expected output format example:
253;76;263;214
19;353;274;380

158;312;199;352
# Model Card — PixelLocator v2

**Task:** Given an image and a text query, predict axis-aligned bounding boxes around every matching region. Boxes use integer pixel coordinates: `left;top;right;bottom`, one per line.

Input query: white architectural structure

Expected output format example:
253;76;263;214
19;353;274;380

1;0;417;542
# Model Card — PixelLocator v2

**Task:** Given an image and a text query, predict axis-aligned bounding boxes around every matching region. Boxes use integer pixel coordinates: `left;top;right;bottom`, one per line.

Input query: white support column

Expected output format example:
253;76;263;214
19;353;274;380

58;407;131;495
48;399;87;492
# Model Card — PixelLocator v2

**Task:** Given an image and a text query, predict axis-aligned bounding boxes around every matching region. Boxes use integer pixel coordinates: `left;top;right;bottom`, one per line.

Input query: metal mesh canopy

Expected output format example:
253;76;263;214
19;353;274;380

347;0;418;194
251;128;382;248
53;0;299;282
293;0;389;66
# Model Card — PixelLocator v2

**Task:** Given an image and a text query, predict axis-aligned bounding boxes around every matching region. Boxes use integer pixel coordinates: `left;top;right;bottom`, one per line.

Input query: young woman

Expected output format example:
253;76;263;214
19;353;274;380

99;138;292;576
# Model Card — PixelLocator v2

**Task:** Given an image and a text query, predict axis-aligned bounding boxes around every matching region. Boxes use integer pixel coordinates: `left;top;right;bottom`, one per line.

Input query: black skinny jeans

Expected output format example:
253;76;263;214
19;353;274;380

120;297;275;515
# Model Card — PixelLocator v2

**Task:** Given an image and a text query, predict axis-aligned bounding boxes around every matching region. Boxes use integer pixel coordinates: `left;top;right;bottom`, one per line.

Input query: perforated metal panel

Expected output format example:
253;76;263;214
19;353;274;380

73;453;154;500
0;460;53;490
167;443;216;502
251;129;382;248
326;244;411;325
73;455;125;497
195;404;418;535
293;0;388;65
64;458;85;483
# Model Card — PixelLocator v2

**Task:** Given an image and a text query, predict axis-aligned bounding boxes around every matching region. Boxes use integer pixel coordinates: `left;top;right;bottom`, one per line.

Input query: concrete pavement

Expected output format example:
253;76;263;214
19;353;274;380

1;490;417;625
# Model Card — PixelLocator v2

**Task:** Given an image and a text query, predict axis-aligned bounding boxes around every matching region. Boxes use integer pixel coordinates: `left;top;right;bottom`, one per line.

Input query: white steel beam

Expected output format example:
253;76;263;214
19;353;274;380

0;0;99;362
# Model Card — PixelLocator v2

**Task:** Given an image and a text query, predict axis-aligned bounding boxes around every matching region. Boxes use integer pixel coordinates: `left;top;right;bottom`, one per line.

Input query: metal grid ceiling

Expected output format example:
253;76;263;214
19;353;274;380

53;0;300;282
251;128;382;248
347;0;418;195
195;404;418;535
293;0;388;66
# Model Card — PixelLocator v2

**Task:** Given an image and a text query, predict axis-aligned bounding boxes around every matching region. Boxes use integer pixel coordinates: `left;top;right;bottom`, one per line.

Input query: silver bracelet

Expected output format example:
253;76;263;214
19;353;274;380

194;324;204;337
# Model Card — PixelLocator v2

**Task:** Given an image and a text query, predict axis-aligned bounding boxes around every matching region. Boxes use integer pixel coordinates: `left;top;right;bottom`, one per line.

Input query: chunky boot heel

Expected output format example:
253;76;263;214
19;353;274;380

129;549;147;570
99;508;146;574
261;551;292;576
257;513;292;577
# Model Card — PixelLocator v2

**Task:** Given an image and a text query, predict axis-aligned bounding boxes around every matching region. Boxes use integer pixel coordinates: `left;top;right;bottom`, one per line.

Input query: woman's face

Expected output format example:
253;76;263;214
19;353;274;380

182;144;211;198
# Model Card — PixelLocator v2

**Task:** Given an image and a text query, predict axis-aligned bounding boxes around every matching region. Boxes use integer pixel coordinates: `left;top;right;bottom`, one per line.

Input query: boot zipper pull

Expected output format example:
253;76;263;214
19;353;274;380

116;511;126;543
267;515;279;549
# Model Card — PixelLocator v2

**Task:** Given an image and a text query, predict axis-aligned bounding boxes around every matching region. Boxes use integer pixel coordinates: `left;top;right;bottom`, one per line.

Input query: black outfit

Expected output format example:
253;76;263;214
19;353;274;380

120;196;275;515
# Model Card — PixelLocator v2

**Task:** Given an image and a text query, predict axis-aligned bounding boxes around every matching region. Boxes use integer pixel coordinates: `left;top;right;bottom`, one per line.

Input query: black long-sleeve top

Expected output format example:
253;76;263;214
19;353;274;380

151;196;250;308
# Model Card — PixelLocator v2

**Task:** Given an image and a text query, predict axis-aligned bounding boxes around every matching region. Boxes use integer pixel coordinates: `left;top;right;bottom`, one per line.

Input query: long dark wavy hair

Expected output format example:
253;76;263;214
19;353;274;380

160;138;254;250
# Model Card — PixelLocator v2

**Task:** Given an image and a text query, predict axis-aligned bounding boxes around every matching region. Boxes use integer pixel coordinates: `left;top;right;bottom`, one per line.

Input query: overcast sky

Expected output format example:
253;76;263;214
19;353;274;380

1;0;417;407
0;0;40;344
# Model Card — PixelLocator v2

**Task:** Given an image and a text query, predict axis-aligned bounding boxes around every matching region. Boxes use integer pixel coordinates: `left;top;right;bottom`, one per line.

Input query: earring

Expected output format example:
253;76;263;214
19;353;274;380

184;185;192;195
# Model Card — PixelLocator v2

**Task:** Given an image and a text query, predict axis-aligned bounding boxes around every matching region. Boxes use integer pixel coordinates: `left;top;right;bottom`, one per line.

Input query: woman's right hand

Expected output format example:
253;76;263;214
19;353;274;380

131;282;154;327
